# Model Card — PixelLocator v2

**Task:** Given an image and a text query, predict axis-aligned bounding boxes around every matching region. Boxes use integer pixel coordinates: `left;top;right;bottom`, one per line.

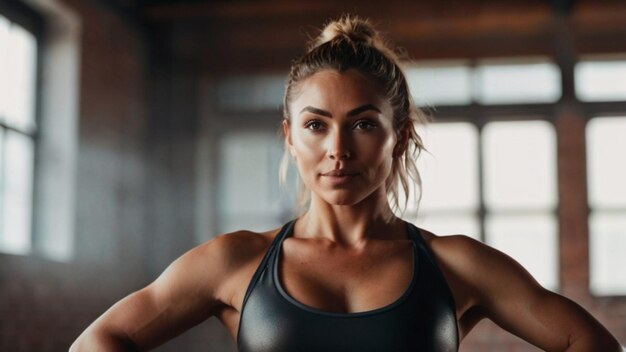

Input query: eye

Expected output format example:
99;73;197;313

354;120;377;131
304;120;324;131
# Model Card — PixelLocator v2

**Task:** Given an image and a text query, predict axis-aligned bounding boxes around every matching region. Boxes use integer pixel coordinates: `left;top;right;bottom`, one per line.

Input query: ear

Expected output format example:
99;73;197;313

282;120;296;158
393;123;410;158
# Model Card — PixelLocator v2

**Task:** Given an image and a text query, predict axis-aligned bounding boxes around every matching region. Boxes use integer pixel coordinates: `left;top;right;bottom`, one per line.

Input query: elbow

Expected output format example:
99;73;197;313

69;336;90;352
69;333;89;352
592;329;623;352
604;338;624;352
567;333;623;352
596;338;623;352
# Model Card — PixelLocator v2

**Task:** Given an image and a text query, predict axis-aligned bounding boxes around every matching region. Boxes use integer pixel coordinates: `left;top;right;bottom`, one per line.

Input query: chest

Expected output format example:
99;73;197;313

237;238;459;352
277;239;415;314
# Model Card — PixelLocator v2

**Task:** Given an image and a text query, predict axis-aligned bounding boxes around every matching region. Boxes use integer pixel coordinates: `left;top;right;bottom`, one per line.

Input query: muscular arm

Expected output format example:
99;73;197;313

69;233;243;351
432;235;621;351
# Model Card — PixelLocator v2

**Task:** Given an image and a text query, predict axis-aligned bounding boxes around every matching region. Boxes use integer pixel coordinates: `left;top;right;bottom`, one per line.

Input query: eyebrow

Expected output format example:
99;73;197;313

299;104;382;118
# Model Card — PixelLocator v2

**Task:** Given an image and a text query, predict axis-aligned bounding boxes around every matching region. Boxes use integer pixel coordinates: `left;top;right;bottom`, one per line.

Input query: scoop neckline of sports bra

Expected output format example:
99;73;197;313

272;220;420;318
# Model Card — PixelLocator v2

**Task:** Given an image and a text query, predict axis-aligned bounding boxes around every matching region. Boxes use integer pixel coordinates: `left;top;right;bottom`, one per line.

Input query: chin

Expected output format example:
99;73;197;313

320;190;371;207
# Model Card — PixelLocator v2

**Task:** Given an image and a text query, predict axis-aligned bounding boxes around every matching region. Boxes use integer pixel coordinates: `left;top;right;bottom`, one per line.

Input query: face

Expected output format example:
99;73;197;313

284;69;397;206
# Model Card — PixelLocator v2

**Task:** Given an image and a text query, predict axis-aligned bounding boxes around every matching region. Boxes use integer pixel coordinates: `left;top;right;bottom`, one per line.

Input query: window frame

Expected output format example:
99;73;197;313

0;2;44;256
585;114;626;297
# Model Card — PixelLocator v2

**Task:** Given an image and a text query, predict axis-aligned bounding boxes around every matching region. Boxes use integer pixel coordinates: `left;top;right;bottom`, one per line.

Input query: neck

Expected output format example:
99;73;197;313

295;189;404;247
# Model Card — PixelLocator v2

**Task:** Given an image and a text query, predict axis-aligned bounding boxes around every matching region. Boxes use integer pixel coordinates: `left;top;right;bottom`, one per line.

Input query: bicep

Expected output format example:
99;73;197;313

73;242;227;351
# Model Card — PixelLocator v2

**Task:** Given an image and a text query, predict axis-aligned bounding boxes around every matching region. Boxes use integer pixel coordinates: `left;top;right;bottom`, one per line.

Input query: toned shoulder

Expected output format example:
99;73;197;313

418;228;484;262
417;229;504;281
191;229;278;273
417;228;540;297
157;229;277;284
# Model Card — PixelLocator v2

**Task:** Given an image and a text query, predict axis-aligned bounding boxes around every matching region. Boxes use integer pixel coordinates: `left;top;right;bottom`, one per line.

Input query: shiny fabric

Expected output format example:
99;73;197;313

237;220;459;352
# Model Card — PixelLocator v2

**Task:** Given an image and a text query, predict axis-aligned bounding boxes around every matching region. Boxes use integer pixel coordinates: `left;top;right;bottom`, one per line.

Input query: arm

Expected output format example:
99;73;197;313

438;235;621;351
69;234;238;351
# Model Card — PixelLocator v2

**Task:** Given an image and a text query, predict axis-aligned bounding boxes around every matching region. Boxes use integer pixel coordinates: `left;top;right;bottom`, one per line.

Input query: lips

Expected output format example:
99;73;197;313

321;169;359;177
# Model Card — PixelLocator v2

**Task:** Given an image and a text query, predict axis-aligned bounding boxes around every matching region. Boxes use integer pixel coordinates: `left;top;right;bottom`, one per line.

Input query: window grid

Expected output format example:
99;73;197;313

586;116;626;296
0;13;38;255
408;119;559;290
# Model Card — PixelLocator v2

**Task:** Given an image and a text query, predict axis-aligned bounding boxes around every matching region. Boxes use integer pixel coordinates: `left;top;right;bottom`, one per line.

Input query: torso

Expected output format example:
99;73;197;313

213;220;466;351
216;231;476;340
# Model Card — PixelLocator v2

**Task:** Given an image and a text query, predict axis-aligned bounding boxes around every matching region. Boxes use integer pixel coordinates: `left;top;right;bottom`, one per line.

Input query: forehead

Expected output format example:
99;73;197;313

292;69;387;108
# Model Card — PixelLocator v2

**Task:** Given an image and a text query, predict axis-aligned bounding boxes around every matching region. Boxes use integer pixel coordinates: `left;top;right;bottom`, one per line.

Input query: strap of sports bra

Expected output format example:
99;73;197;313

240;220;295;306
405;221;423;243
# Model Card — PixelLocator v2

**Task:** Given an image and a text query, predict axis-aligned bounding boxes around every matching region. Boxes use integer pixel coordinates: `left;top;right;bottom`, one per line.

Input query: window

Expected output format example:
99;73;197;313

405;57;561;290
405;62;473;106
216;130;294;234
411;122;480;238
406;58;562;106
482;121;558;289
0;14;38;255
575;58;626;102
475;60;561;104
587;117;626;296
409;120;559;289
215;74;286;112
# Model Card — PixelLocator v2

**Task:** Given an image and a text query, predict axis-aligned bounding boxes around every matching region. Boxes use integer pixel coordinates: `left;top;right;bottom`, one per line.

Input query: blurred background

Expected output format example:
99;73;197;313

1;0;625;350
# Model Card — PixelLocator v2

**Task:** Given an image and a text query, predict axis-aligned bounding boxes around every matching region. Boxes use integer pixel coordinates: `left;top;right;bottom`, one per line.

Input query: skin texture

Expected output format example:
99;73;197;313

70;69;622;352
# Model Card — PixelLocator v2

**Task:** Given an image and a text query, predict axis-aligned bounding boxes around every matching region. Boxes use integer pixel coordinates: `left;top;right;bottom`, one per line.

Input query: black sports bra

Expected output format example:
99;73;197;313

237;220;459;352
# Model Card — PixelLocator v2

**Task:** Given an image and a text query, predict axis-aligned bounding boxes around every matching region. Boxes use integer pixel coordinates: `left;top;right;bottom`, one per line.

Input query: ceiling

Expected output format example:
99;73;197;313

99;0;626;72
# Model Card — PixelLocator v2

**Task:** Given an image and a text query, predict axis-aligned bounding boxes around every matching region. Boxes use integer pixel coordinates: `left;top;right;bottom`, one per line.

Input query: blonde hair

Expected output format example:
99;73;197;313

280;15;428;216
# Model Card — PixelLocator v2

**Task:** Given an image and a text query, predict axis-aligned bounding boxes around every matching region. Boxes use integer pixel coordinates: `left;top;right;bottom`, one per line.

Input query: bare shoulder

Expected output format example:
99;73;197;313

415;228;543;310
415;228;539;336
145;227;280;304
178;228;278;282
417;228;536;290
417;228;483;269
139;227;281;317
199;228;278;271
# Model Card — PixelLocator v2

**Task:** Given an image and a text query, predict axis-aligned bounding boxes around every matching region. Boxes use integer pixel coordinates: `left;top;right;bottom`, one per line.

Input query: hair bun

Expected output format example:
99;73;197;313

309;15;399;61
313;15;378;48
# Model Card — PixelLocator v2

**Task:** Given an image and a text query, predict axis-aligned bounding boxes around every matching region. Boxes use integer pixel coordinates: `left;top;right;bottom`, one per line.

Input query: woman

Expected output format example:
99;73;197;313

71;16;621;351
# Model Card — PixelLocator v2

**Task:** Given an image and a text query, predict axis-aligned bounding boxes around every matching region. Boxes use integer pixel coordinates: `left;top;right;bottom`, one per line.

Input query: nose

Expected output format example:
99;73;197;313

327;130;351;160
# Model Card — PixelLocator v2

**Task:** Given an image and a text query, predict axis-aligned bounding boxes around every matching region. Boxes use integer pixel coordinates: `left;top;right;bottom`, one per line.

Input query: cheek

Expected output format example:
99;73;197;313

358;133;395;160
291;131;325;165
358;134;395;177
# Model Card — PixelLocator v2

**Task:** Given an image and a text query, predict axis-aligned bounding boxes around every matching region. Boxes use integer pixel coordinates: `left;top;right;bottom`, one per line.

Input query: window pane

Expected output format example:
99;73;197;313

483;121;557;210
218;131;285;233
0;128;4;237
405;63;473;106
576;59;626;102
587;117;626;208
589;212;626;296
1;131;34;254
0;15;10;120
3;22;37;130
486;214;558;290
417;122;479;212
415;213;480;240
475;61;561;104
216;74;286;111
